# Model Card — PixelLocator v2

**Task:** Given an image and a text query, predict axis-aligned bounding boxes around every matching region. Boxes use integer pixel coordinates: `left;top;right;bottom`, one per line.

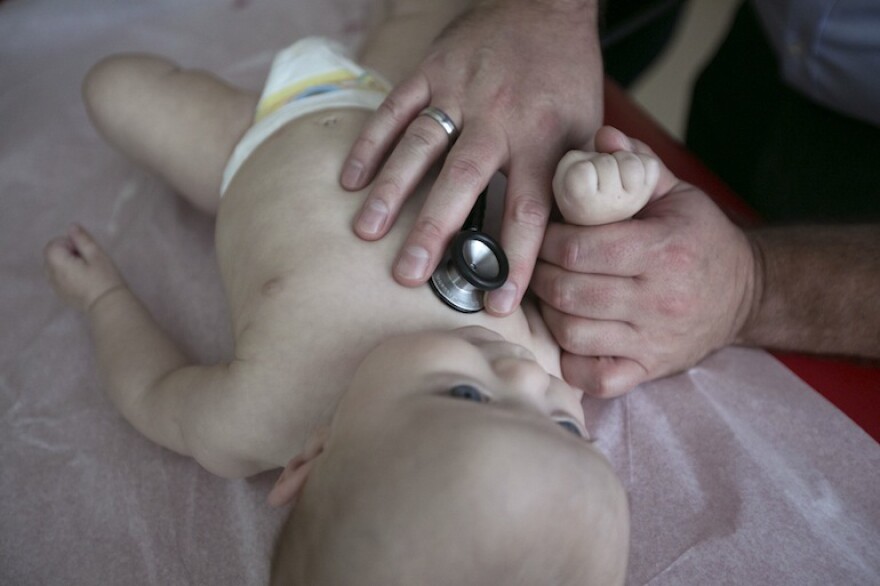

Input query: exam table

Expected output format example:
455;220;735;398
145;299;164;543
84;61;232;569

1;1;877;584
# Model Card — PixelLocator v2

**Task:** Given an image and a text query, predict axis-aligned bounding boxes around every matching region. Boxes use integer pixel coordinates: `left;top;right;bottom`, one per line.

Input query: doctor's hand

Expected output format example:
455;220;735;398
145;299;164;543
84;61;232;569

532;134;757;397
340;0;602;316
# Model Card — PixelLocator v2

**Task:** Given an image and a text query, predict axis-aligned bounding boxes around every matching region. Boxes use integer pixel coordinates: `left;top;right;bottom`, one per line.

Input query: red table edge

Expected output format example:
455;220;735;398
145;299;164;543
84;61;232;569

603;79;880;443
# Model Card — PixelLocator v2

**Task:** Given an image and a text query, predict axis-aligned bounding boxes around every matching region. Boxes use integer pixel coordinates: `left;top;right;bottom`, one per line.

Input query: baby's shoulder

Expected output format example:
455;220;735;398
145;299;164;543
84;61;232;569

180;357;318;476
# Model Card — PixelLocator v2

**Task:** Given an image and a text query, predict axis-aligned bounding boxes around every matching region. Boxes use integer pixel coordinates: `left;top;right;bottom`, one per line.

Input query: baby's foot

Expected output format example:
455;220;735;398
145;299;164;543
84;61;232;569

44;224;125;313
552;126;672;226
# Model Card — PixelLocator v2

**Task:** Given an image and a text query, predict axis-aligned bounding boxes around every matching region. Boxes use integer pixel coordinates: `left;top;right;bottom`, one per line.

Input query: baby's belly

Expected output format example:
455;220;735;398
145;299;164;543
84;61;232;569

212;110;531;415
217;181;489;359
215;182;498;428
215;110;438;333
216;111;492;368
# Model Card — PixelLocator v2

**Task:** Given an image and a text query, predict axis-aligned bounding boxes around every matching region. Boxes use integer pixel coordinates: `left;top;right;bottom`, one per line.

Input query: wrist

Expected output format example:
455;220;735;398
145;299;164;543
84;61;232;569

87;282;128;316
733;231;766;348
730;225;880;358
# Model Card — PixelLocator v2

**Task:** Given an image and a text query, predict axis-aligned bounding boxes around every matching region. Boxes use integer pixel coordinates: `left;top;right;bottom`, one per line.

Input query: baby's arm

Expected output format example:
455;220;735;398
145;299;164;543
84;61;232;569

552;126;678;226
44;226;265;478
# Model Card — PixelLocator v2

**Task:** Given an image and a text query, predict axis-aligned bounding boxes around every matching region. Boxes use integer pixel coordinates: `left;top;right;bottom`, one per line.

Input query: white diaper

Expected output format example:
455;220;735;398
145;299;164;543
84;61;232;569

221;37;391;195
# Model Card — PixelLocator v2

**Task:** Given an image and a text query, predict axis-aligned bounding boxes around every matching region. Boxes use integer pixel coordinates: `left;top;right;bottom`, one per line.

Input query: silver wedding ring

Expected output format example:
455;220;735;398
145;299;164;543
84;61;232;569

418;106;459;142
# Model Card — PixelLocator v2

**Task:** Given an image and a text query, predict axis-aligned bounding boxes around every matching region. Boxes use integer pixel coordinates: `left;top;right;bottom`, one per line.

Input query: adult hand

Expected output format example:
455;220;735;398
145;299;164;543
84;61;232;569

341;0;602;315
532;134;758;397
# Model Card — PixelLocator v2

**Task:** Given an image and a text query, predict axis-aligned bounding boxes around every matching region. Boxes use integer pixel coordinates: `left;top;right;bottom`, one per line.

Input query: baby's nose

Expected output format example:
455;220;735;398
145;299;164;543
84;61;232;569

492;356;552;399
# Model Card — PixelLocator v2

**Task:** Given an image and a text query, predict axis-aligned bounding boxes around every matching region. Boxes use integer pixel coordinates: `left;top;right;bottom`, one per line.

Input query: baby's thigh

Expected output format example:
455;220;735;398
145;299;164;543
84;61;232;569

84;55;256;214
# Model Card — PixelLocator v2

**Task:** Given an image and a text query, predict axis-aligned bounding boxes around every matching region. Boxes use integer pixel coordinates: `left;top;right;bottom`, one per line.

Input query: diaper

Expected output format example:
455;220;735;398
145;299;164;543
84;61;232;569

221;37;391;195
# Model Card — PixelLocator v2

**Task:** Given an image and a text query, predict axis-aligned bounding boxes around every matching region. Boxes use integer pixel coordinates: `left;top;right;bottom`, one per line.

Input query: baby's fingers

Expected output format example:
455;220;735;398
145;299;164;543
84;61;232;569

67;223;100;260
593;126;677;197
553;151;657;226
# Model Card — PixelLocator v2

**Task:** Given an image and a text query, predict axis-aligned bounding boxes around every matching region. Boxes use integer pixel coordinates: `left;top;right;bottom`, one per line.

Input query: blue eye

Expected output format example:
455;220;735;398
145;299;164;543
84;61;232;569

449;385;487;403
557;420;583;437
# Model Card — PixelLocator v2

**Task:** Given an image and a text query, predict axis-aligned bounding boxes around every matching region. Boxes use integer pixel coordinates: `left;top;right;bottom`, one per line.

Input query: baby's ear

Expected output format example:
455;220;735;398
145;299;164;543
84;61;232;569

267;427;329;508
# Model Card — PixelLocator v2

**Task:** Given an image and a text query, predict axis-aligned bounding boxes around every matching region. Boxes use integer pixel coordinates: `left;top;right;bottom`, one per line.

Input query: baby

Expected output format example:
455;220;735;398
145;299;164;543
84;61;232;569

43;2;673;583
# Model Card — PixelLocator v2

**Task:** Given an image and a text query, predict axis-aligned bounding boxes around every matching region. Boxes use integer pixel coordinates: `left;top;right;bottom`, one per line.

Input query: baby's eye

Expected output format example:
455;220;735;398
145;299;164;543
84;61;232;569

448;385;487;403
556;420;583;438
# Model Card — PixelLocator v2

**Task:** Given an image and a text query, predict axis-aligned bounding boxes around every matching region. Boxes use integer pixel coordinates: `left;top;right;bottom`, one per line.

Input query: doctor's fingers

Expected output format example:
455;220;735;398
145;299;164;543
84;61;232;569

539;220;652;276
353;101;463;240
561;353;649;399
539;301;652;397
341;74;431;191
392;127;507;286
539;304;642;359
485;158;556;316
531;264;639;321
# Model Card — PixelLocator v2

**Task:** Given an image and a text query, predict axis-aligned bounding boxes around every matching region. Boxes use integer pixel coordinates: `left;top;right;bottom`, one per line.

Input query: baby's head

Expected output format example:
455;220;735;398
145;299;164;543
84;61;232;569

269;326;629;585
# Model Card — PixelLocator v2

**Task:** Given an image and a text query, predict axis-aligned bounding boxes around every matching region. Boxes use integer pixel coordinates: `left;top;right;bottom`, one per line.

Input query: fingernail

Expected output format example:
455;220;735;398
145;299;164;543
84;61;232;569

487;282;517;314
357;200;388;236
341;161;364;189
396;246;430;281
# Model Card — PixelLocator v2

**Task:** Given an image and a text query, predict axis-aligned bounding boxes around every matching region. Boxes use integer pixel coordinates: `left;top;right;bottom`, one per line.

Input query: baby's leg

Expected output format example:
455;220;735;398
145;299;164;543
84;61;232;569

552;126;678;226
84;55;257;215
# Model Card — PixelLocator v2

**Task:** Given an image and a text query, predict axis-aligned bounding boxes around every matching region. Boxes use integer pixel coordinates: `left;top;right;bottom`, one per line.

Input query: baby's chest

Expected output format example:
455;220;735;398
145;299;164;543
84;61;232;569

225;262;459;434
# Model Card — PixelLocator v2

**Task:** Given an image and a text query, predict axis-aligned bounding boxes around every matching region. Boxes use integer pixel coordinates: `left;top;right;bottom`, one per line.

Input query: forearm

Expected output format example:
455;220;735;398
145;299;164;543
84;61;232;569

738;225;880;359
362;0;598;87
359;0;474;85
477;0;599;28
87;285;192;447
86;286;261;476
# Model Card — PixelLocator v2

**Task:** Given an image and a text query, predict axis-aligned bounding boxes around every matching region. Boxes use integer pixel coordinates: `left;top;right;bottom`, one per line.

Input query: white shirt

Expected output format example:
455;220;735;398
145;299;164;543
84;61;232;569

752;0;880;127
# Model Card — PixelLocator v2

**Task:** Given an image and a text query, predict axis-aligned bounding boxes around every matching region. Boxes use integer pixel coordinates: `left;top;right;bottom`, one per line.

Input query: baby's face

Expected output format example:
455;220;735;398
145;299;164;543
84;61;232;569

288;327;629;584
335;325;588;440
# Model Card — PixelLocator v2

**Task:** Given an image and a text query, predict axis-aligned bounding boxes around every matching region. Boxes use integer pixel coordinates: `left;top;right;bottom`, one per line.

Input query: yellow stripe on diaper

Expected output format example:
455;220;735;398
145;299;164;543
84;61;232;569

255;69;388;121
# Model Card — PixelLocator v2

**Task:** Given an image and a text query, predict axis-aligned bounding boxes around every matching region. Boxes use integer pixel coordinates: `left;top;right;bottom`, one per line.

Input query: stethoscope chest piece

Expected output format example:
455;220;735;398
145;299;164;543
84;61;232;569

429;192;509;313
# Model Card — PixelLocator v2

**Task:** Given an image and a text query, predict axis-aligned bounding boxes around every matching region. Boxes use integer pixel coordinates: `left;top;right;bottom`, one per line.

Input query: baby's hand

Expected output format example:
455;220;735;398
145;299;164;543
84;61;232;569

552;126;676;226
44;224;125;312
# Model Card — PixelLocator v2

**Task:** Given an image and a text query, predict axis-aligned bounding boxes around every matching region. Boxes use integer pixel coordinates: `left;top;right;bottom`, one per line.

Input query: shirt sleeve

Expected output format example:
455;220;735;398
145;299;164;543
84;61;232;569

752;0;880;128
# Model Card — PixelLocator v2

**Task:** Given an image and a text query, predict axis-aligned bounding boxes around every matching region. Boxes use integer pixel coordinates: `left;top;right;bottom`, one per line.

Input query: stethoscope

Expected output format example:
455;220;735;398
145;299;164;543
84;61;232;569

429;189;509;313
